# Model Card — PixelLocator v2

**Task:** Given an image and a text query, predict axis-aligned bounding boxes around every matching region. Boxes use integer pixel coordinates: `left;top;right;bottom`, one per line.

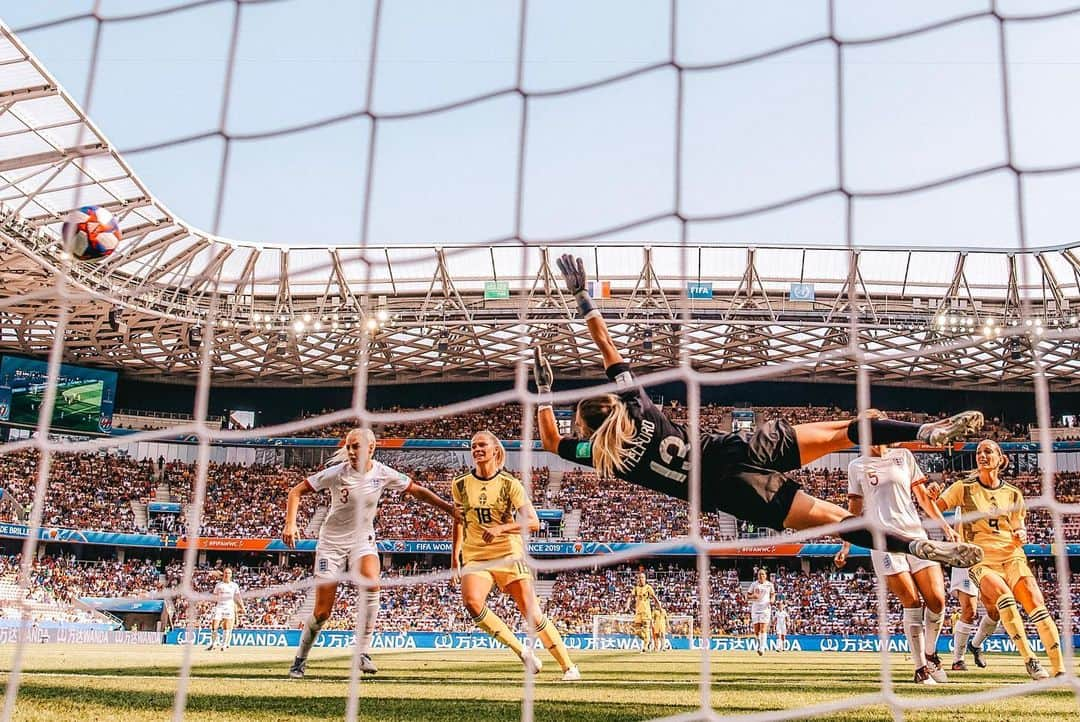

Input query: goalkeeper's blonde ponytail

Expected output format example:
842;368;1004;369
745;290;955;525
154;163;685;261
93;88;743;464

577;394;635;479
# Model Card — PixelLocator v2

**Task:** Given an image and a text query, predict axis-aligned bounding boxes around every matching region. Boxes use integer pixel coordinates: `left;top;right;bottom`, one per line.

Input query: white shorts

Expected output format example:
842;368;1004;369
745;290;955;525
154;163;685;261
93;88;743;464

871;549;938;577
775;624;787;636
950;565;976;597
751;609;771;626
212;604;235;623
314;543;378;580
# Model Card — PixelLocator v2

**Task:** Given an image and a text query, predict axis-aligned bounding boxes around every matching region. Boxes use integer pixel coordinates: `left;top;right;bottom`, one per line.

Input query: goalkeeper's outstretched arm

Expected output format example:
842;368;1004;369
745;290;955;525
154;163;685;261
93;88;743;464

554;254;624;371
535;253;629;454
533;347;563;454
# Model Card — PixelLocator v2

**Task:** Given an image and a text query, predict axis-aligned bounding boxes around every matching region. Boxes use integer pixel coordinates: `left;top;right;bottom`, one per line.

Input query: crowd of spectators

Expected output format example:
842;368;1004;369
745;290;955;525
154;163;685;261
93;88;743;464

0;451;153;532
556;470;736;543
283;403;1031;442
7;553;1079;638
0;554;115;626
3;446;1080;544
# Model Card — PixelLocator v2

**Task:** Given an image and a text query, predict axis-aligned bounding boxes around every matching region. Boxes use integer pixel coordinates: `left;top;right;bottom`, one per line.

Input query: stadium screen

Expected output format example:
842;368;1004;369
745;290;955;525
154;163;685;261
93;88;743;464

0;355;118;435
228;409;256;430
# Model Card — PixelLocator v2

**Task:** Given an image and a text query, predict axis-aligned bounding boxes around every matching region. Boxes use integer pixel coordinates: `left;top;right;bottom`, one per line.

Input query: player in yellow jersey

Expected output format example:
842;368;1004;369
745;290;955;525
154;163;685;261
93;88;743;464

652;604;669;652
934;439;1062;679
626;572;660;652
451;430;580;681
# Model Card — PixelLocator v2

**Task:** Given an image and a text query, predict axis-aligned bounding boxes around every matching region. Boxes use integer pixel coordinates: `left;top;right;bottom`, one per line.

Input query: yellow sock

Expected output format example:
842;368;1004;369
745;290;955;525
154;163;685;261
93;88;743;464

536;615;573;672
473;608;524;657
996;593;1034;662
1029;606;1063;675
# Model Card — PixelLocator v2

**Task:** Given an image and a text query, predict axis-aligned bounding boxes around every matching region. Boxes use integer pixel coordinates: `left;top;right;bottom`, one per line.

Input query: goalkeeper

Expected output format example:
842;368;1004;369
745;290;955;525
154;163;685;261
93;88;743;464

533;254;986;568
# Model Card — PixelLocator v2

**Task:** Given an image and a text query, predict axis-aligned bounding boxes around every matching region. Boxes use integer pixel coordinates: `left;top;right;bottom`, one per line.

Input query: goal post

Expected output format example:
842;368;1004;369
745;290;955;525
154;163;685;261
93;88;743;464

592;614;695;649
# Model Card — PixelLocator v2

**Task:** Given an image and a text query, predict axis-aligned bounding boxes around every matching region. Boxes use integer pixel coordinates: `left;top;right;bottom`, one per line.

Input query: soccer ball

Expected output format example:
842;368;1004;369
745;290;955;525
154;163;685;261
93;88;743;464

62;205;122;261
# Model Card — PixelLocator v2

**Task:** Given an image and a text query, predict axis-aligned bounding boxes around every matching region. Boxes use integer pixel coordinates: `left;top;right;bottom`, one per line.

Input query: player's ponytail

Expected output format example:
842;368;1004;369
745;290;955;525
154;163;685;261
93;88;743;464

578;394;635;479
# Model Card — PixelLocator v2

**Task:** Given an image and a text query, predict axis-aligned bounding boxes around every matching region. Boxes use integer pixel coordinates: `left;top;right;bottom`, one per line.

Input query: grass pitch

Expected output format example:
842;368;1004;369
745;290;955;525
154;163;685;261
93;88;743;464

1;645;1077;721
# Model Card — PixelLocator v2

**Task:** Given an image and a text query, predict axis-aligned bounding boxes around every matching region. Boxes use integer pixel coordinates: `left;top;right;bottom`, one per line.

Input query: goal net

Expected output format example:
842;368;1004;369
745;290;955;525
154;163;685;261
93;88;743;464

592;614;694;650
0;2;1079;722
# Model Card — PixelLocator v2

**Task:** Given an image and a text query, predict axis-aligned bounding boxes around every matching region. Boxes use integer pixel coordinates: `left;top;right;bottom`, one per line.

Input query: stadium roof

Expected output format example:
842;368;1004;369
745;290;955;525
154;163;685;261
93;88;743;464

2;22;1080;390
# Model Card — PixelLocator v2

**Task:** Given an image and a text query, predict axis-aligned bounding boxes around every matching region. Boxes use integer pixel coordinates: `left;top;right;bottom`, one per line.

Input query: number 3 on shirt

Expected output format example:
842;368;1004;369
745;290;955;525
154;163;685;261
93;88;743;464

340;488;349;505
476;507;492;524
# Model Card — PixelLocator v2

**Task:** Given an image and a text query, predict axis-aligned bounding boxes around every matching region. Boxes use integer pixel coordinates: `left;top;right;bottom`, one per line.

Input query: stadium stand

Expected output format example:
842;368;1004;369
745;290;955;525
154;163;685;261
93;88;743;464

1;447;1078;543
8;554;1078;638
284;403;1031;442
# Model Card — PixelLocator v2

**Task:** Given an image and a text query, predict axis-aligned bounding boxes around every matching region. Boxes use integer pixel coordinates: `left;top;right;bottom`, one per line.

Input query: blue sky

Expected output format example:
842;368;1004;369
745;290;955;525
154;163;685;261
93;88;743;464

5;0;1080;249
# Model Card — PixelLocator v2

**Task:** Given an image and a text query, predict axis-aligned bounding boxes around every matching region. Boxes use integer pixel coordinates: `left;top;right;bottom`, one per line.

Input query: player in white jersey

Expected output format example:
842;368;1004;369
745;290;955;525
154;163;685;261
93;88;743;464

282;427;454;679
746;568;774;655
944;506;998;671
207;567;244;651
773;601;791;652
835;433;955;685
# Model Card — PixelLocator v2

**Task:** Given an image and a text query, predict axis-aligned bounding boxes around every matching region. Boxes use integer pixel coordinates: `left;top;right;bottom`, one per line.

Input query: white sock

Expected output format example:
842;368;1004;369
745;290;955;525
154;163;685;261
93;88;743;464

903;607;926;669
971;614;999;648
358;590;380;655
923;608;944;659
296;615;326;660
758;631;767;653
223;627;232;648
953;620;974;662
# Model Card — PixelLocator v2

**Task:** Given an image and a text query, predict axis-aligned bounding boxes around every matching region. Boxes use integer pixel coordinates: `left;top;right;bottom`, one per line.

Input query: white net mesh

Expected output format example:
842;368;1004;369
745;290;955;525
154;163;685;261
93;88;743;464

1;2;1080;721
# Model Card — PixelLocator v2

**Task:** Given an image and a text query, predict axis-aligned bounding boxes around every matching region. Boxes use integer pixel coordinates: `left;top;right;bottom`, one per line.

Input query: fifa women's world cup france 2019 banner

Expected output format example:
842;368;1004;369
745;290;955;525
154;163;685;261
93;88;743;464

163;630;1080;652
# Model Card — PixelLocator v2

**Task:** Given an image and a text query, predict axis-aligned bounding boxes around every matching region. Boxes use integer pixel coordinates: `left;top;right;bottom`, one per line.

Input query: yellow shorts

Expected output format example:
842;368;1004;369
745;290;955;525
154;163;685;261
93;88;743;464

653;624;667;635
634;612;651;627
969;556;1035;591
462;559;531;591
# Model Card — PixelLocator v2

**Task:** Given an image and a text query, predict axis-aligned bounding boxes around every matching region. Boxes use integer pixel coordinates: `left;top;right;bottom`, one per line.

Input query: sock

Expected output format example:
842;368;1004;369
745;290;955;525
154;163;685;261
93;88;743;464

1029;606;1063;675
972;614;999;647
847;418;922;445
473;608;524;657
923;608;944;659
953;620;974;662
357;590;380;655
903;607;927;669
995;594;1034;662
296;615;326;661
759;631;768;653
223;627;232;648
536;615;573;672
838;525;915;554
